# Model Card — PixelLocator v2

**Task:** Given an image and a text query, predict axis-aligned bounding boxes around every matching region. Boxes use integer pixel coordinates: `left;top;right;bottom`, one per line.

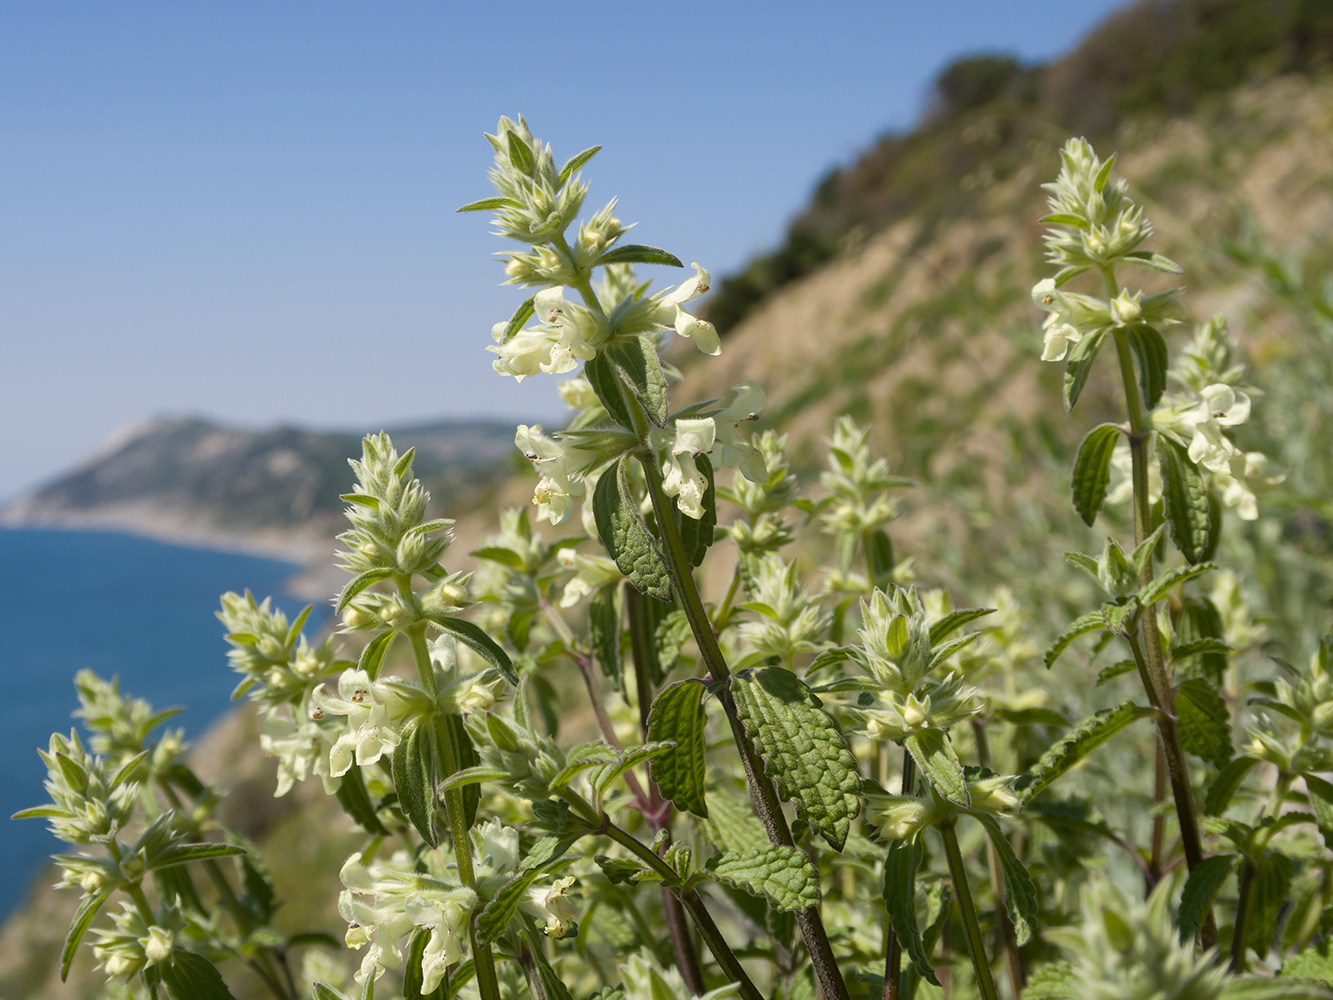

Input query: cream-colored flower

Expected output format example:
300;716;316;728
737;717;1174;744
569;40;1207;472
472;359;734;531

654;263;721;355
661;418;716;519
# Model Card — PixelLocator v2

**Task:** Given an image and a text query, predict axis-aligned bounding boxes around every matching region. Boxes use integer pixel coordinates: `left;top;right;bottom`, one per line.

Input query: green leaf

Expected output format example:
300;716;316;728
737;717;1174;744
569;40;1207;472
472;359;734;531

1282;940;1333;986
1170;638;1233;659
161;951;238;999
594;855;661;886
1127;324;1169;409
1175;597;1229;684
470;546;526;571
455;195;518;213
1176;678;1232;768
557;144;601;186
1177;854;1235;942
442;713;481;828
646;680;709;817
583;352;635;430
928;608;995;646
1095;660;1136;685
1139;561;1218;606
335;764;389;836
313;985;353;1000
603;336;668;425
882;839;938;985
702;791;767;853
589;584;622;688
730;667;862;850
594;455;672;602
973;814;1037;945
527;934;575;1000
865;529;895;589
675;455;716;567
1063;327;1108;412
1206;757;1259;816
654;607;693;678
596;244;684;268
1250;853;1294;958
1158;435;1212;564
992;707;1069;727
505;130;534;175
1043;612;1105;669
904;729;969;807
476;832;583;944
337;568;395;612
403;928;433;1000
1093;152;1116;192
1039;213;1088;228
1015;702;1154;802
61;889;111;980
147;843;247;870
589;742;674;804
1122;250;1184;274
392;719;440;847
1070;423;1122;526
706;846;821;912
431;617;518;685
358;630;396;681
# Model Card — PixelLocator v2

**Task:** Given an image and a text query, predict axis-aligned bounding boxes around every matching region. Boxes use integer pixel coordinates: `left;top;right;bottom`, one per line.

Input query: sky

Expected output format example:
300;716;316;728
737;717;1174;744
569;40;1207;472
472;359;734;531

0;1;1131;498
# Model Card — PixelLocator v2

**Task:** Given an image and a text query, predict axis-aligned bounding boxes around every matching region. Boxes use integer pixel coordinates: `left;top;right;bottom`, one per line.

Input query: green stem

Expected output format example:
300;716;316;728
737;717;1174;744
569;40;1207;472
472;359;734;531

938;819;1001;1000
602;823;762;1000
640;450;851;1000
883;752;916;1000
1103;264;1215;949
402;623;499;1000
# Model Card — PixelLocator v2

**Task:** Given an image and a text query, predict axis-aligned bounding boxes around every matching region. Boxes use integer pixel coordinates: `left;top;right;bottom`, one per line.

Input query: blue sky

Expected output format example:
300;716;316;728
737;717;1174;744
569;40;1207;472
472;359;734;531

1;1;1129;496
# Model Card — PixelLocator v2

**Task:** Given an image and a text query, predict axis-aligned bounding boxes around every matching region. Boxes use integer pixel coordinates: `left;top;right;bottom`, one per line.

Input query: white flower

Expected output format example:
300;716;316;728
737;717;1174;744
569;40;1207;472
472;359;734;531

557;548;623;607
708;381;768;481
1182;383;1251;474
557;376;598;410
524;875;579;938
489;287;604;380
314;670;407;777
1217;451;1282;521
661;418;716;519
515;424;585;525
1032;278;1108;362
260;706;339;796
654;263;721;355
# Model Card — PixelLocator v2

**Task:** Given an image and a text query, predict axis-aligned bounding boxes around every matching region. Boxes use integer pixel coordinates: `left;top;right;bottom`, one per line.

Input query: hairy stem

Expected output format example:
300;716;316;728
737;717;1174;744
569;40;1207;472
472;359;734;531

938;819;1001;1000
640;450;851;1000
883;751;916;1000
1103;264;1215;949
602;823;762;1000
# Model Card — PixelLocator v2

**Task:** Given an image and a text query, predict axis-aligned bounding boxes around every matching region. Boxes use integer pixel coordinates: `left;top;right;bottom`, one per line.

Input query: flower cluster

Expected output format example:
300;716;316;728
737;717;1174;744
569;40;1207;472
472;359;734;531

653;381;769;519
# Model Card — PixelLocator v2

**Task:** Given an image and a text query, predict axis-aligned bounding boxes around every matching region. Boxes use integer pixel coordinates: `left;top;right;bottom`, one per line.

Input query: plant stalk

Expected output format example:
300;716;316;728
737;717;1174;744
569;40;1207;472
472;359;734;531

640;450;851;1000
1104;265;1215;948
938;819;1001;1000
883;751;916;1000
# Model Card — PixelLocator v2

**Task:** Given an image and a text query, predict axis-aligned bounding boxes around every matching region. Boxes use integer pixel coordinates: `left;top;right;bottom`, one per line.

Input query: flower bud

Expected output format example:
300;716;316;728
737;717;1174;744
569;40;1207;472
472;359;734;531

143;927;174;965
1111;289;1143;326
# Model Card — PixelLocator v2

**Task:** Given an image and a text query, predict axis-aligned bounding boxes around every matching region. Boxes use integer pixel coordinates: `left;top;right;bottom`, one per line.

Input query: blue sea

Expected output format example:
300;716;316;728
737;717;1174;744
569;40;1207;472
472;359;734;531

0;528;325;918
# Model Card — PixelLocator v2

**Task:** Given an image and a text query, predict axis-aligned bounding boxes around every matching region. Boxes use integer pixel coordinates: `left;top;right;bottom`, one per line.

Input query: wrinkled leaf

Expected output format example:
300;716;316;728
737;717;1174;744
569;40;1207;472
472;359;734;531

1071;423;1122;526
707;846;821;912
646;680;709;817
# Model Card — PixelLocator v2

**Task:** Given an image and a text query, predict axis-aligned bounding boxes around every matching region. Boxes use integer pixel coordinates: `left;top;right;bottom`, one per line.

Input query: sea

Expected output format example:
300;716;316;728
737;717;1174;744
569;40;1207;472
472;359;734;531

0;527;326;919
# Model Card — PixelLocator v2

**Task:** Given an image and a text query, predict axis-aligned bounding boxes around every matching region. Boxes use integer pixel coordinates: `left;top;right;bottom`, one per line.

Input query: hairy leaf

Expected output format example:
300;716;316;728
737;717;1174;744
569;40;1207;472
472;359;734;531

702;790;766;853
1128;324;1168;408
1158;435;1212;563
584;351;635;430
161;952;238;1000
882;839;938;985
392;719;440;847
1206;757;1259;816
974;814;1037;945
61;889;111;981
1178;854;1235;942
904;729;969;806
1139;561;1218;606
707;846;821;912
603;336;668;425
1044;612;1105;669
557;144;601;186
147;842;247;870
1064;327;1108;412
358;630;396;680
928;607;995;646
675;455;716;567
595;456;672;601
646;680;709;817
731;667;862;850
336;764;389;836
1071;423;1122;526
1251;853;1294;958
589;584;622;688
431;617;517;685
597;244;684;268
1016;702;1154;802
1176;678;1232;768
1282;941;1333;986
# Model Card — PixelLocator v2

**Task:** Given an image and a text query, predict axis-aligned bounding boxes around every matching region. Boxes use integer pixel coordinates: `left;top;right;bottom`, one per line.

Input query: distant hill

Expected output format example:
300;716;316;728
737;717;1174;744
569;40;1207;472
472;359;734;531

0;415;520;561
704;0;1333;333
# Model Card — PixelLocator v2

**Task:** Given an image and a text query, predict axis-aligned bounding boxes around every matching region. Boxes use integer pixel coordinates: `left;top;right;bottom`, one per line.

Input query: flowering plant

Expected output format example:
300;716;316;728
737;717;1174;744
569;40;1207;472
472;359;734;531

15;122;1333;1000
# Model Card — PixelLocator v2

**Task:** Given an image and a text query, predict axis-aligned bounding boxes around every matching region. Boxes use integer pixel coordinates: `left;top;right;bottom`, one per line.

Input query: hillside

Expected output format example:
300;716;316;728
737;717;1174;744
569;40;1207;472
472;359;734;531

1;416;520;563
